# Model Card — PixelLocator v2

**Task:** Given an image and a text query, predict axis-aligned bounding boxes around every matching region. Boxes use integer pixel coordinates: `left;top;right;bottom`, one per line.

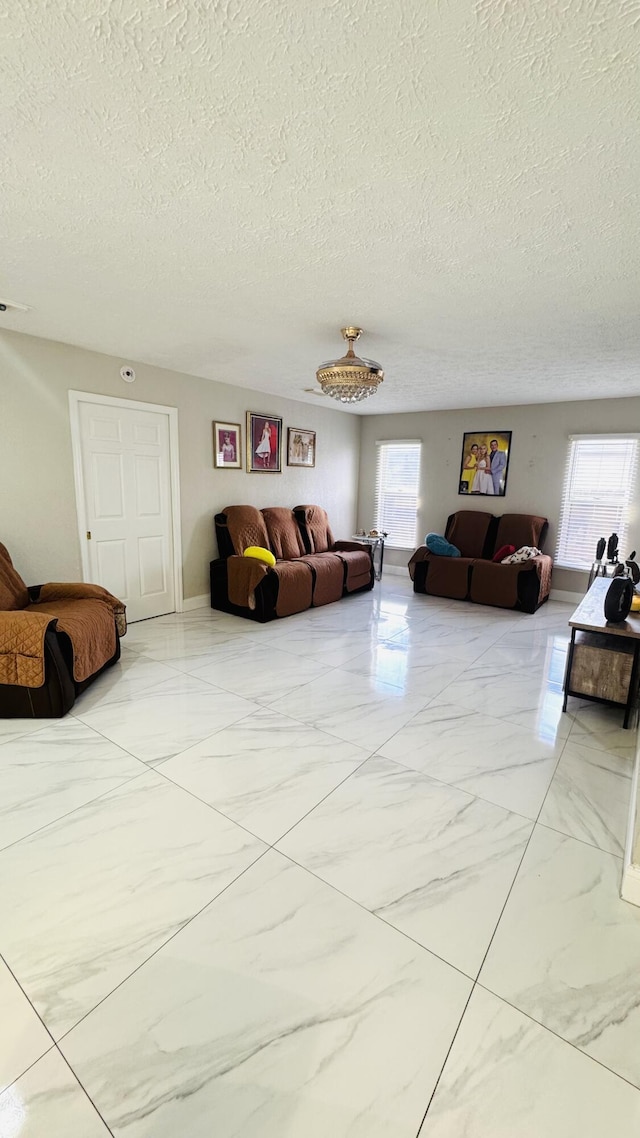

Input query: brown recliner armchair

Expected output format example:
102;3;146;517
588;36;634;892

0;544;126;717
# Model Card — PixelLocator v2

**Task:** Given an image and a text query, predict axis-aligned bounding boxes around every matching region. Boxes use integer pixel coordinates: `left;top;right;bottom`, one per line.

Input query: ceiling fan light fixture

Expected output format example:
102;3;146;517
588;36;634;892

316;327;384;404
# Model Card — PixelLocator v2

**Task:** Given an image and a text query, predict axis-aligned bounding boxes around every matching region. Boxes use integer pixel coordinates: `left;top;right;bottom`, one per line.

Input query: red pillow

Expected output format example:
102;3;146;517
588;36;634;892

493;544;516;563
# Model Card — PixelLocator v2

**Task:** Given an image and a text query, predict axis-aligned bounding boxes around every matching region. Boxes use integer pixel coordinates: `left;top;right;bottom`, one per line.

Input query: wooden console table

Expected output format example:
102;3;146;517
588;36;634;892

563;577;640;729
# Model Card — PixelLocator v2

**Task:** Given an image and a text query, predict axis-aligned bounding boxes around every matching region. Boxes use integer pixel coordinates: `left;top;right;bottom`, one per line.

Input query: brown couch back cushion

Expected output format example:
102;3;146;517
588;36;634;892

262;508;306;560
0;543;29;610
295;505;335;554
445;512;493;559
494;514;548;553
223;505;271;555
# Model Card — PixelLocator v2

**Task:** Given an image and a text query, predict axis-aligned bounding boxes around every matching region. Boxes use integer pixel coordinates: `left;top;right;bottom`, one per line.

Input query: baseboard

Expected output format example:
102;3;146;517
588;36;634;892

383;564;408;577
182;593;210;611
550;588;583;604
622;738;640;908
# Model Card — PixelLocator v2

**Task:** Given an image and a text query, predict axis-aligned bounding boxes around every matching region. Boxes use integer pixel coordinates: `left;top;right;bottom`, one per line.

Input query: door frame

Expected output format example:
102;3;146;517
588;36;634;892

68;390;184;614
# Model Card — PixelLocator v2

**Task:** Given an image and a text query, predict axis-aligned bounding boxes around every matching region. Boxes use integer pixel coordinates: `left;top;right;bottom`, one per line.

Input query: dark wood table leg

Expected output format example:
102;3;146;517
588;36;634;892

563;628;576;713
624;642;640;729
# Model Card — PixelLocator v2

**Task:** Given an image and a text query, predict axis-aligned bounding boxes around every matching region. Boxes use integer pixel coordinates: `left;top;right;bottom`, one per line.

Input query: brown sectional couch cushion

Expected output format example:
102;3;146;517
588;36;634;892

272;561;314;616
300;553;345;606
446;512;493;559
469;558;543;609
262;508;306;560
421;556;475;600
295;505;335;554
26;598;117;683
224;505;271;554
493;513;548;553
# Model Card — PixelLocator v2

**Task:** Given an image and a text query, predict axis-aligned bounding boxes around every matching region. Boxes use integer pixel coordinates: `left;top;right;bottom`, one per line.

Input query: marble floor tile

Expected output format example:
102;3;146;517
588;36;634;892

387;621;505;662
72;650;183;713
278;756;532;976
0;720;144;851
248;625;387;667
0;718;59;747
379;700;562;818
341;642;464;698
60;851;472;1138
122;621;253;671
159;708;369;844
0;1048;111;1136
438;659;572;747
0;959;52;1095
269;669;430;750
75;672;258;763
305;607;411;639
473;638;568;676
480;826;640;1088
567;700;638;759
422;986;640;1137
0;771;266;1038
539;740;633;855
188;641;328;704
501;689;574;744
496;624;571;652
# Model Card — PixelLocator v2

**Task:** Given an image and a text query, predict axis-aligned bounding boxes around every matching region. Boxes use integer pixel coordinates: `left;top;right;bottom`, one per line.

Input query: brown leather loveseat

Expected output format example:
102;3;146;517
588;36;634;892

0;543;126;717
210;504;374;621
408;511;552;613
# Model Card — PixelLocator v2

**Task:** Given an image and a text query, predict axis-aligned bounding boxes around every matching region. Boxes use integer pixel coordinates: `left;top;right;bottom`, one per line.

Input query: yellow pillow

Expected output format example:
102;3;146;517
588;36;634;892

243;546;276;568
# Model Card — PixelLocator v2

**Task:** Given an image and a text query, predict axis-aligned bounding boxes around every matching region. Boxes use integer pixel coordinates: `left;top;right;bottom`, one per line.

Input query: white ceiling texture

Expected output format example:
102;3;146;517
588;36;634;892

2;1;639;414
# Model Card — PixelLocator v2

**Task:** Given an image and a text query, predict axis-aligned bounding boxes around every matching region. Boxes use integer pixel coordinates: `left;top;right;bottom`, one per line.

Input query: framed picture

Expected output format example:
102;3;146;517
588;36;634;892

213;421;241;468
458;431;512;497
246;412;282;472
287;427;316;468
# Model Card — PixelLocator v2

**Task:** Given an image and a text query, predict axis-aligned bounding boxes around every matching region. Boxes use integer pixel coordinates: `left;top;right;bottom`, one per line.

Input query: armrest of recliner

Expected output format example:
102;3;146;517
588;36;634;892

333;540;371;554
37;583;127;636
407;545;430;581
0;609;58;687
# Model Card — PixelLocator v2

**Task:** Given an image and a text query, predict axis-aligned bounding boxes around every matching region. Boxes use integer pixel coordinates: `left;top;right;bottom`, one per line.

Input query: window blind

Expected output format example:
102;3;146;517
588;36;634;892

556;437;639;570
374;441;421;549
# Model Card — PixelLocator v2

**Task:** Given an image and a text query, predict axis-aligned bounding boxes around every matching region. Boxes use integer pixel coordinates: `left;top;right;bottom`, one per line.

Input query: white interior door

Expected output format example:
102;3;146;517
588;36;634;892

76;400;176;622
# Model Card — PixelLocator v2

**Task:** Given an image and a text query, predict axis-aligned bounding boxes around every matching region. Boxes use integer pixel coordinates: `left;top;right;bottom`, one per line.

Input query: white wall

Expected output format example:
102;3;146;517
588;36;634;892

1;330;361;600
357;397;640;594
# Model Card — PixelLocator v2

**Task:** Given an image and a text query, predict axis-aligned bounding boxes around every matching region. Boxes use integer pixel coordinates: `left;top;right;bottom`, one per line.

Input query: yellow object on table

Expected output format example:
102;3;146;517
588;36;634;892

631;594;640;612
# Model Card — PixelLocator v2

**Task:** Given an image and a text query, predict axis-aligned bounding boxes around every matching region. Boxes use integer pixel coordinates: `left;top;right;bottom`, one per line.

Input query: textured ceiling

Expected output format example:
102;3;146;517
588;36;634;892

1;0;639;414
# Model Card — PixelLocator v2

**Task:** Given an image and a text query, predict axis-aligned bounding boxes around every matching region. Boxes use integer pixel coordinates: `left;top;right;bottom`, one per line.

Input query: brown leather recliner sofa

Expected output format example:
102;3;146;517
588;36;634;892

210;504;374;621
0;543;126;717
408;511;553;613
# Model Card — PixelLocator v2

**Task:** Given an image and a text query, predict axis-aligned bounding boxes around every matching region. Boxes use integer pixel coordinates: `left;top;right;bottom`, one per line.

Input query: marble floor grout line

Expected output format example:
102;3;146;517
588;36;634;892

410;718;575;1132
415;983;476;1138
55;1044;116;1138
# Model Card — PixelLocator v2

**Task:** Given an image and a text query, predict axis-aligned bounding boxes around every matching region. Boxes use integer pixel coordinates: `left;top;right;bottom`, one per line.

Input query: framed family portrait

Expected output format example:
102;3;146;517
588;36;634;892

287;427;316;468
246;412;282;472
458;431;512;497
213;421;241;468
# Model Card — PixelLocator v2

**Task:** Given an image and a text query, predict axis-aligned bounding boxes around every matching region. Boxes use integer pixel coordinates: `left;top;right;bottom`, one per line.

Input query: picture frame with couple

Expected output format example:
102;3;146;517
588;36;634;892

458;431;512;497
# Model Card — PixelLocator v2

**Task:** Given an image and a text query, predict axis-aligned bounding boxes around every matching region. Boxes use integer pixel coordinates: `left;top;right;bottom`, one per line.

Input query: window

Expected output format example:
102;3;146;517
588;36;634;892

556;436;639;570
374;440;421;549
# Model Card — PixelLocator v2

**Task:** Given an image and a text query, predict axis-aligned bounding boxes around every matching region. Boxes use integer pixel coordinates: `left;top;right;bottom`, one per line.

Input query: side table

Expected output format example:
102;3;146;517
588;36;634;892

352;536;385;581
563;576;640;729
